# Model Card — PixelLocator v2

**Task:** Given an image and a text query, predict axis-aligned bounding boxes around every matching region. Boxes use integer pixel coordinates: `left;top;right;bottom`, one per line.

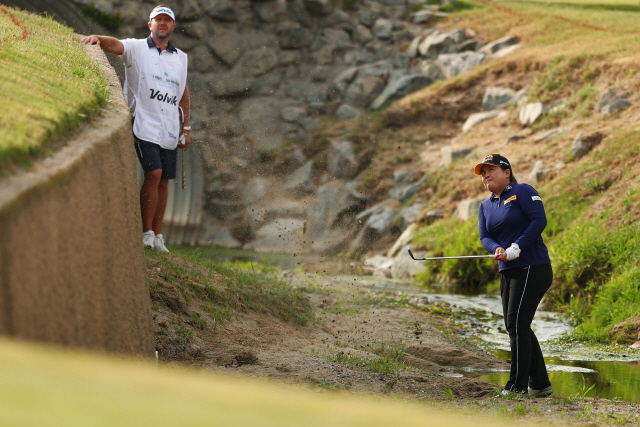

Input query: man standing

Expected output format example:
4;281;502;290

83;5;190;253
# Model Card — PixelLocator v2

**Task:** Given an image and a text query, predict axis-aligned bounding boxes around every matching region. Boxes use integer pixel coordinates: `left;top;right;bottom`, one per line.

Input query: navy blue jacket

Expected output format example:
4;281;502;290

478;183;551;271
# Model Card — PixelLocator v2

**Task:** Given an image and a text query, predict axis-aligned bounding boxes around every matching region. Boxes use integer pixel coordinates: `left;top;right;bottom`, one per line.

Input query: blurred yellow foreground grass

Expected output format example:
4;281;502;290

0;338;526;427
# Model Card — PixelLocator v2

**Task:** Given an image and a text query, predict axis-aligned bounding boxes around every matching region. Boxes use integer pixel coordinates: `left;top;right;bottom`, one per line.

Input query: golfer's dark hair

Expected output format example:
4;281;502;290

153;4;171;10
500;164;518;184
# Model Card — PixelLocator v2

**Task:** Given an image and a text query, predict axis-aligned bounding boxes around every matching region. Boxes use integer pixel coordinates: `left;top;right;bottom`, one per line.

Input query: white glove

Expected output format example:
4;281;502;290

505;243;521;261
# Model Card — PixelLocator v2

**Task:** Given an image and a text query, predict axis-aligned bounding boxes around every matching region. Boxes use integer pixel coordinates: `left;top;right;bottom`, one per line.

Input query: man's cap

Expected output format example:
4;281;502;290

474;154;512;175
149;6;176;21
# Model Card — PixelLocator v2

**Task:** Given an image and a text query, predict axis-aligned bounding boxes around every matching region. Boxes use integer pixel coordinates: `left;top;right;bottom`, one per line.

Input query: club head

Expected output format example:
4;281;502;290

407;248;416;260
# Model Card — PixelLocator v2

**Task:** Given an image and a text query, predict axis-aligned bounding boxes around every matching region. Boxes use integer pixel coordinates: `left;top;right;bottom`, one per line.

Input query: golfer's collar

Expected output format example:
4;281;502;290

490;184;514;200
146;36;177;53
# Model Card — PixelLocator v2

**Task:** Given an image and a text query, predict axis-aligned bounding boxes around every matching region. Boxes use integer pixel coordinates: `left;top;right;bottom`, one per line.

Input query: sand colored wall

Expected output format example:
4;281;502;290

0;45;153;356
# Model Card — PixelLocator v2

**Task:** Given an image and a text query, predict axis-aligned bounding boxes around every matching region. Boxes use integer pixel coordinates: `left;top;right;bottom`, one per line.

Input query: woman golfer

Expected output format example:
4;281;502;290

475;154;553;398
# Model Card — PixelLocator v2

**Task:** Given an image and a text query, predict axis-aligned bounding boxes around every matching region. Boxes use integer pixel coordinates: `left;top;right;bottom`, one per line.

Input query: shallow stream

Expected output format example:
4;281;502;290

203;248;640;402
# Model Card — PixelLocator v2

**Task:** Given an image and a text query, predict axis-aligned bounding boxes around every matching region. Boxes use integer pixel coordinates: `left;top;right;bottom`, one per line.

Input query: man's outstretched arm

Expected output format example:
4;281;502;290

82;35;124;55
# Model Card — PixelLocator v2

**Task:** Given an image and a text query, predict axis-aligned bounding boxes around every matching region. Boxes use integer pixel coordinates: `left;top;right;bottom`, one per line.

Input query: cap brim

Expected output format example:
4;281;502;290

474;162;491;175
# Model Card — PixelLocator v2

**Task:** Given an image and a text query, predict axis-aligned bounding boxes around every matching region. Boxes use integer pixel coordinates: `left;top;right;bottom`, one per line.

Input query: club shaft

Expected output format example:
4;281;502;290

413;255;495;260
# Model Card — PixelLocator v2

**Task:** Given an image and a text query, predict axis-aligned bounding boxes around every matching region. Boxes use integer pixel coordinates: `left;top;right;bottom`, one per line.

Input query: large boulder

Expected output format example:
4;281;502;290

240;48;279;76
208;73;253;97
304;0;333;15
598;89;632;115
243;177;270;204
345;75;386;108
351;206;398;253
441;147;472;166
478;35;519;56
386;223;418;257
239;98;284;150
482;87;517;111
207;28;245;66
455;198;486;221
519;102;547;126
335;104;363;121
285;160;315;194
390;247;428;278
527;160;553;185
204;0;238;21
413;60;445;81
364;255;395;277
277;21;313;49
327;141;359;179
389;176;426;203
407;35;424;57
417;31;455;59
398;203;422;231
370;73;432;109
436;52;486;78
462;111;502;133
571;131;604;159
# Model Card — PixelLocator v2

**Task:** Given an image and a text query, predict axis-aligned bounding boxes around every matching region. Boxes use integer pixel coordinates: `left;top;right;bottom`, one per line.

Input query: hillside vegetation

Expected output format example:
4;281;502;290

0;6;107;171
319;0;640;344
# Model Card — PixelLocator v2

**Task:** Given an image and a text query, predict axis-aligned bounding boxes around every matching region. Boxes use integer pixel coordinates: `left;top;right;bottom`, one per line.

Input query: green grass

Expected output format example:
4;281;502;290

0;7;108;170
148;248;314;327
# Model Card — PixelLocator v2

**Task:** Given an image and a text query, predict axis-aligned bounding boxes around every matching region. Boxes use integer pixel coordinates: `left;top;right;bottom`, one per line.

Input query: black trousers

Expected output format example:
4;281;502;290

500;263;553;392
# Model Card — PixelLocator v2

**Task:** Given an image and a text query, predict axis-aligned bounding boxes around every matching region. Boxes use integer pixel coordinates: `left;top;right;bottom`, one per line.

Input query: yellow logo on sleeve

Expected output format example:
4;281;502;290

504;195;517;205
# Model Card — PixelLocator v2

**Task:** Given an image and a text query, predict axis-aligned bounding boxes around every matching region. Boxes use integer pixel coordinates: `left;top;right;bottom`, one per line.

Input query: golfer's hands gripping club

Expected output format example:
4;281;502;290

495;243;521;261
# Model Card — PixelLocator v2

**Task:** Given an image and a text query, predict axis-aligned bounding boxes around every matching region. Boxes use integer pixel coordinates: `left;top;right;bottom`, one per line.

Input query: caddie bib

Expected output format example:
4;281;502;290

124;38;187;150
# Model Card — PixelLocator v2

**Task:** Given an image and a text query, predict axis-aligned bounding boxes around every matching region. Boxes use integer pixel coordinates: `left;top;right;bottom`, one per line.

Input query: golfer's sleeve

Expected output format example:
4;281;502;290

478;204;500;254
514;185;547;250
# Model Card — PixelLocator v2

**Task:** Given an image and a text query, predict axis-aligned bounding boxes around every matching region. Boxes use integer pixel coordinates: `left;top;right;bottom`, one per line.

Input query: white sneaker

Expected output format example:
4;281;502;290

154;234;170;253
143;230;155;248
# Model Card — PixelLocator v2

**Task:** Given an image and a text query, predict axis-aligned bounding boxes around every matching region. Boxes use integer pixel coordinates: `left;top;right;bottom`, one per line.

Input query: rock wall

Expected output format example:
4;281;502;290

72;0;506;254
0;45;154;356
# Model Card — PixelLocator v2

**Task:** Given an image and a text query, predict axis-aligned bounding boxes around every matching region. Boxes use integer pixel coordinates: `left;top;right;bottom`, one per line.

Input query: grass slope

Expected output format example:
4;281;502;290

0;6;107;170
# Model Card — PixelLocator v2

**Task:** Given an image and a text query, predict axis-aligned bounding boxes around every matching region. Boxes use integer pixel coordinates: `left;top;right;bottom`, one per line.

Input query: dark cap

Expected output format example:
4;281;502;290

474;154;512;175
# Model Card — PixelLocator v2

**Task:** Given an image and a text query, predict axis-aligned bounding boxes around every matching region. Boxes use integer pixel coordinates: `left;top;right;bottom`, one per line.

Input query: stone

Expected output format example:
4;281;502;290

180;0;204;21
281;106;307;123
351;207;398;253
207;29;245;66
390;245;428;278
441;147;472;166
478;35;519;56
455;39;478;53
571;131;604;159
287;0;311;26
344;50;377;66
358;60;394;78
447;29;467;44
335;103;364;121
199;226;242;248
418;31;455;59
252;0;286;22
357;9;377;28
243;218;306;254
436;52;486;78
188;45;217;73
491;43;520;58
370;74;432;109
413;60;445;81
598;88;620;111
393;170;415;187
462;111;501;133
424;209;443;223
307;183;366;246
204;0;238;21
364;255;395;278
411;11;432;25
390;176;426;203
533;128;560;142
455;198;485;221
181;18;209;39
506;134;526;144
240;48;279;76
398;203;422;231
285;160;315;194
601;99;631;115
327;141;359;179
208;73;253;97
277;21;313;49
373;18;393;39
318;9;354;32
354;24;374;45
335;67;359;85
345;75;386;108
407;36;424;58
308;101;328;116
304;0;333;15
387;223;418;257
482;87;517;111
243;177;269;204
290;148;306;166
519;102;547;126
527;160;553;185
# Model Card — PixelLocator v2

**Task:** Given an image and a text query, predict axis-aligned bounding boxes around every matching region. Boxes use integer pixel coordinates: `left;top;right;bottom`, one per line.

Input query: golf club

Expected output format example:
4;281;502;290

407;248;496;261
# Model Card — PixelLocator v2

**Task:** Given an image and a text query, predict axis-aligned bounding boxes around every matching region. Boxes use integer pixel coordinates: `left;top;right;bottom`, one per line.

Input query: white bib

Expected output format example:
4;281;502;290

121;38;188;150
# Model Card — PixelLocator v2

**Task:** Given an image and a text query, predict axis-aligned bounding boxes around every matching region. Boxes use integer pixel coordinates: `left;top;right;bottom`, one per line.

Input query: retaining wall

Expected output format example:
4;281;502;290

0;45;154;356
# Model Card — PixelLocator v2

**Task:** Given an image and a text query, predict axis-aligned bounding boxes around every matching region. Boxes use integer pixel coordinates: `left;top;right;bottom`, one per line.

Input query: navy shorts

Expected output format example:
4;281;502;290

134;134;177;180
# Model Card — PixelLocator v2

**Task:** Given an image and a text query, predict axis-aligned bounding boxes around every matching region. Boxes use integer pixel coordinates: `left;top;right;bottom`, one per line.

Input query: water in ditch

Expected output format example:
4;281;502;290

202;248;640;402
